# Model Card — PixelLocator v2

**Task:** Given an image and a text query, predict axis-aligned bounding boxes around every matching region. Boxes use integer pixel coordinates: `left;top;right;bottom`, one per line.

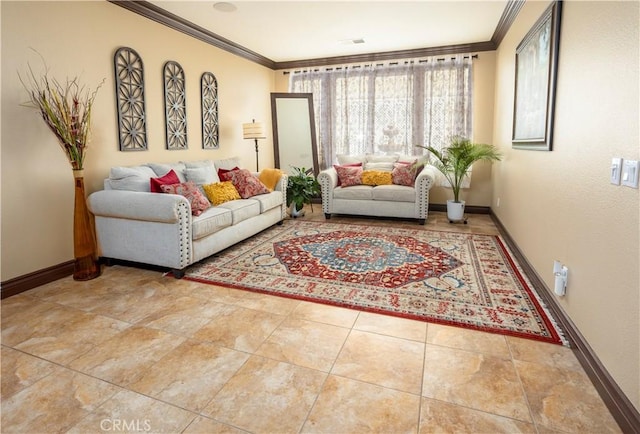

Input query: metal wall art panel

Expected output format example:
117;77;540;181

114;47;148;151
163;61;187;150
201;72;219;149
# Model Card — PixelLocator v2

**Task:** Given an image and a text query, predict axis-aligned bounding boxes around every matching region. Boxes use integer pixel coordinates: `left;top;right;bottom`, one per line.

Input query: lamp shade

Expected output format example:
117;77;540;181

242;121;266;140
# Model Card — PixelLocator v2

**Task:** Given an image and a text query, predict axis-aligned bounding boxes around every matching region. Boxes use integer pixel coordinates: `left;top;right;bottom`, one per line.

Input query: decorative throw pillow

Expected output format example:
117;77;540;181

392;161;418;186
258;168;284;191
333;162;362;186
218;166;240;181
202;181;241;205
223;168;270;198
150;169;180;193
160;181;211;216
362;170;393;186
334;164;363;187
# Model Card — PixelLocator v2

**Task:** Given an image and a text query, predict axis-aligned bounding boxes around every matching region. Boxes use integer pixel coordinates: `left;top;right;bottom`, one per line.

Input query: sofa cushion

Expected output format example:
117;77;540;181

363;161;394;171
214;157;241;171
191;207;233;240
337;154;365;165
251;191;283;213
150;169;180;193
366;154;399;163
372;185;416;202
362;170;393;186
202;181;241;205
108;166;157;192
335;165;363;187
392;161;418;186
333;185;373;200
259;168;284;191
160;181;211;216
147;163;187;182
222;169;270;199
185;166;220;185
217;199;260;224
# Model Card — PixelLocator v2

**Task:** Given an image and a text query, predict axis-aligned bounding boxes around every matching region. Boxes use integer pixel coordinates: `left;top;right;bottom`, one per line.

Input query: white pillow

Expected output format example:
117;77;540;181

185;166;220;185
146;162;187;182
364;162;394;171
214;157;241;171
336;154;366;165
108;166;156;192
183;160;215;169
366;154;399;163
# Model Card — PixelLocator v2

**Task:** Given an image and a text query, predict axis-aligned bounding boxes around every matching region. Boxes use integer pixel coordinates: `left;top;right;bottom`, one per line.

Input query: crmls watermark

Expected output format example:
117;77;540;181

100;418;152;432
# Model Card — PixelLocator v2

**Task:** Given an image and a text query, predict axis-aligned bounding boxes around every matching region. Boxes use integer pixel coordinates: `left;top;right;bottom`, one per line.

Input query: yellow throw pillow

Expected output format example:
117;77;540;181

203;181;241;205
361;170;393;186
258;168;284;191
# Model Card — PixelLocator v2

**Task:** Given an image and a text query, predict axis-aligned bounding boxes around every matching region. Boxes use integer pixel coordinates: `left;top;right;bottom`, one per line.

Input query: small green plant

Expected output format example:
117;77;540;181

416;136;502;203
286;166;320;211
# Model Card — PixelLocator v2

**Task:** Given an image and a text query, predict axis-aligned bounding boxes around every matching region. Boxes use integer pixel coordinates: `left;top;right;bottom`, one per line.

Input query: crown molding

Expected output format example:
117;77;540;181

108;0;276;69
274;41;496;70
107;0;522;71
492;0;526;47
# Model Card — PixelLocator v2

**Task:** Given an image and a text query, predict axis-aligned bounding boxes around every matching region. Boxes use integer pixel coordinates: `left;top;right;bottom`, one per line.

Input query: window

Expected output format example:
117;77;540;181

290;56;473;169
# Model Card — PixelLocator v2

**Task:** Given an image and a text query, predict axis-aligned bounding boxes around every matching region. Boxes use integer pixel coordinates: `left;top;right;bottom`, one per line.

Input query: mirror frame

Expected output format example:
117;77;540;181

270;92;319;176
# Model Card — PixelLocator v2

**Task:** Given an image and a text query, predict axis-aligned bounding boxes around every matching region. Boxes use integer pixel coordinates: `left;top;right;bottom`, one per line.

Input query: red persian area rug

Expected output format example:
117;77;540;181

183;220;566;345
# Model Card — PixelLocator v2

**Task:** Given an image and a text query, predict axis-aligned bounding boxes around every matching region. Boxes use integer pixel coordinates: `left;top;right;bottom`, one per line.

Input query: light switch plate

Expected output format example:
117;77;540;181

611;157;622;185
622;159;639;188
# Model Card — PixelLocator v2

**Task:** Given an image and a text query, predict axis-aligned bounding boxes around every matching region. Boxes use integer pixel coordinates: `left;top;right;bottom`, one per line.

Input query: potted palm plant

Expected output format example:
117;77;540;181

417;136;502;223
286;166;320;218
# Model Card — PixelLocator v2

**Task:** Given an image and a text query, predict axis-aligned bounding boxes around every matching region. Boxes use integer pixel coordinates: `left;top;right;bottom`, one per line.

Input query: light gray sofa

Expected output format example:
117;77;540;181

318;154;436;224
88;158;287;278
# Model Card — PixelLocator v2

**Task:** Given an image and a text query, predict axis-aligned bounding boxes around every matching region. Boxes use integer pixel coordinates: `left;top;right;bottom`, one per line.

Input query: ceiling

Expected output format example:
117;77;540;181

145;1;510;67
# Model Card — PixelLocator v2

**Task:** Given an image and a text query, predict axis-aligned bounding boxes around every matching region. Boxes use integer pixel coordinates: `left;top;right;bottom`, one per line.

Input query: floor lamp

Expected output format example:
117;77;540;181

242;120;266;172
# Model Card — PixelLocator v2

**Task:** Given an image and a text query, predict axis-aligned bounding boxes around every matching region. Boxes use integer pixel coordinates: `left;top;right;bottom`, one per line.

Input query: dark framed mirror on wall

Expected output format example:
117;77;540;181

270;93;319;176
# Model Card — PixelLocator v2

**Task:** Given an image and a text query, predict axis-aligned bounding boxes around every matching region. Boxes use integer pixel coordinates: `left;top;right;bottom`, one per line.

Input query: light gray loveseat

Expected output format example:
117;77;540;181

318;154;436;224
88;157;286;278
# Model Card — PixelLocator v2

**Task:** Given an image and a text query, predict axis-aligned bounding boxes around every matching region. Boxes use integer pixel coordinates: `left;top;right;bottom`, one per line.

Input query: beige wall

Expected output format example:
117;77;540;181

1;1;276;281
275;53;498;207
492;0;639;409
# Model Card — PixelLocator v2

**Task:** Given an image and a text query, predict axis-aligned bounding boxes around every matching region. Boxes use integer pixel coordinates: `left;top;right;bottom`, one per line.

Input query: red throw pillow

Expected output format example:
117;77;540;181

160;181;211;216
150;169;180;193
224;168;270;198
392;161;418;186
334;165;363;187
333;162;362;186
218;166;240;181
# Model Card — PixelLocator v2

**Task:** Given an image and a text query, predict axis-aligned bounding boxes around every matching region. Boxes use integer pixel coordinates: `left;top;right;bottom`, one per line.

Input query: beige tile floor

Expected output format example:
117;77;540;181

1;211;621;433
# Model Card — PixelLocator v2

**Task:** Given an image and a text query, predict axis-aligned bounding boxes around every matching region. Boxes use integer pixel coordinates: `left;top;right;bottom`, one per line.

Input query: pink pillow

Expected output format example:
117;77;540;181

392;161;418;186
333;162;362;186
223;168;270;198
160;181;211;216
150;169;180;193
335;165;363;187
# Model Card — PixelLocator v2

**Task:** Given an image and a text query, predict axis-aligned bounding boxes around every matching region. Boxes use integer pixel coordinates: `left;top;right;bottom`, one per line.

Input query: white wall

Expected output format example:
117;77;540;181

492;0;639;410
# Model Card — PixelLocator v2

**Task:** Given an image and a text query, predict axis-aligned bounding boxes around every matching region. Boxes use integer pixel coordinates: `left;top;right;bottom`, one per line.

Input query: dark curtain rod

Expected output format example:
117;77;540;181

283;54;478;75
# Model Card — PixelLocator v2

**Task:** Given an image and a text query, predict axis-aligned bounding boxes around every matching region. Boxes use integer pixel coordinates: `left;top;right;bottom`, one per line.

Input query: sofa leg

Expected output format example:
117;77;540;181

324;213;331;219
277;220;284;225
172;269;185;279
418;219;426;225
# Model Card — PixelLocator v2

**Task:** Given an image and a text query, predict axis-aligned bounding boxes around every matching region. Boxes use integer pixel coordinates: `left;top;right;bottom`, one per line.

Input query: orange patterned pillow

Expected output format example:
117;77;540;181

362;170;393;186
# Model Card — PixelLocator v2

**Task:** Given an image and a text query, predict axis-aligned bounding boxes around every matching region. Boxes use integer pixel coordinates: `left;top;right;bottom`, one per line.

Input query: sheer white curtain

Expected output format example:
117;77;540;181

290;55;473;169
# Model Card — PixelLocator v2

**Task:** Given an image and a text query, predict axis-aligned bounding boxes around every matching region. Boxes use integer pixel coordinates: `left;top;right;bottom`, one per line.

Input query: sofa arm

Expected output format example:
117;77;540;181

414;165;437;220
318;168;338;216
88;190;191;223
88;190;193;270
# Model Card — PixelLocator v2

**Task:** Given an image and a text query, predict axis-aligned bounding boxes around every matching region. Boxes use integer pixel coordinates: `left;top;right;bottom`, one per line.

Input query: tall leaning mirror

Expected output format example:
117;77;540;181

270;93;319;176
